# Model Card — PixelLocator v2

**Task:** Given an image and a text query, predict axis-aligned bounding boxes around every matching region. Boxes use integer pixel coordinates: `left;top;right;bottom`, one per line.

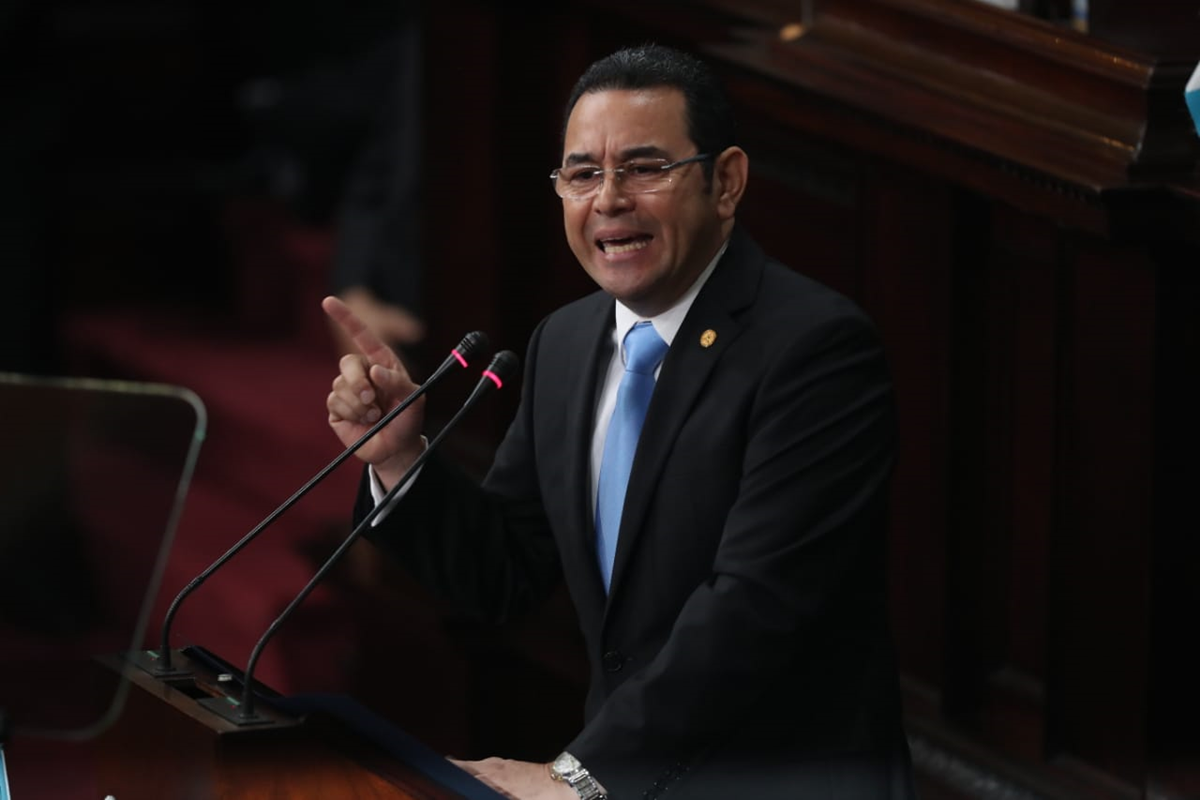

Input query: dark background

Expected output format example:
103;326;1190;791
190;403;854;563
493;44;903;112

3;1;1199;798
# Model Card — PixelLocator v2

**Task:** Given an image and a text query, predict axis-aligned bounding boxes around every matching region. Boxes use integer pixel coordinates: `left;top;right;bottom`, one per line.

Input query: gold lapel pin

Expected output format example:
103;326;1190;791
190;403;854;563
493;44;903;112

700;329;717;348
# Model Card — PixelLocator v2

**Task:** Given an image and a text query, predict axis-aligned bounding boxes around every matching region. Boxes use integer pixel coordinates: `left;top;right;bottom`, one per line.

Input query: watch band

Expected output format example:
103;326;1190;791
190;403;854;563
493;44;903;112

564;770;606;800
551;752;607;800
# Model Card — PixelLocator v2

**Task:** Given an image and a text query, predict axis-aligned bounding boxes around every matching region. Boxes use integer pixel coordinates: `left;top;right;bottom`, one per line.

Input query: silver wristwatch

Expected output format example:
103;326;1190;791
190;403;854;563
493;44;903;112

550;751;607;800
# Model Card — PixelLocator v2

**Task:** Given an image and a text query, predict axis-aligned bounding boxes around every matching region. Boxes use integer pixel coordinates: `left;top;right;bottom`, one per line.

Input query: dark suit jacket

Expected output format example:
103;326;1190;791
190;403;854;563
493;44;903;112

359;227;913;798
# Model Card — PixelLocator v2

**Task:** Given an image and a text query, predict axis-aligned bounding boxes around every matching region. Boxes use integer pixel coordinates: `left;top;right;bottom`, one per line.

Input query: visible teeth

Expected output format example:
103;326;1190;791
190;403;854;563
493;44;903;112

604;239;649;254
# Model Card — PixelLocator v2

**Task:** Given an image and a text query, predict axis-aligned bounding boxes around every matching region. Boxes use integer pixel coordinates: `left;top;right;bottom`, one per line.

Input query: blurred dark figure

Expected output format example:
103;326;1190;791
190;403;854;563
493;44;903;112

2;1;428;371
225;1;427;355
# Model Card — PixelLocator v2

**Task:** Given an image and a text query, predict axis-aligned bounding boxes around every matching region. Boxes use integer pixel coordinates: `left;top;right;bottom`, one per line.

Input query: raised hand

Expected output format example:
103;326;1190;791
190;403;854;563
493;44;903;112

323;294;426;489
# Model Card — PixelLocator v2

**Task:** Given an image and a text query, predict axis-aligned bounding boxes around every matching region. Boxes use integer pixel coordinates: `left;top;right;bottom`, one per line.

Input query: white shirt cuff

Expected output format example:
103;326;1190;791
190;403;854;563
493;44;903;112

367;436;427;525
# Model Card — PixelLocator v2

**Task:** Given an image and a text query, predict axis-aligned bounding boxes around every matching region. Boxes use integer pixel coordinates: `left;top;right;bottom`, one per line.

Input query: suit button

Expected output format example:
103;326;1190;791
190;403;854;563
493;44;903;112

602;651;624;673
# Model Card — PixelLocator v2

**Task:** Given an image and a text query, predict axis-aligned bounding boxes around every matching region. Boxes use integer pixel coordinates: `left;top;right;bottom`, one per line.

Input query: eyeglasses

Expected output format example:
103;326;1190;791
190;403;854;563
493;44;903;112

550;153;714;200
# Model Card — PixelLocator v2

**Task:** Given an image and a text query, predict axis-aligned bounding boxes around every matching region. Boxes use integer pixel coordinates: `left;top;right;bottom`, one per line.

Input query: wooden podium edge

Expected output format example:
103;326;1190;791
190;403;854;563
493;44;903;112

93;647;505;800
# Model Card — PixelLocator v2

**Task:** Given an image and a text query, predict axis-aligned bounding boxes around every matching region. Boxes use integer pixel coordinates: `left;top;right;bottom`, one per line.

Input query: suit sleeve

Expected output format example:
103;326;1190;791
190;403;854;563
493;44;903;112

566;309;898;796
356;320;562;625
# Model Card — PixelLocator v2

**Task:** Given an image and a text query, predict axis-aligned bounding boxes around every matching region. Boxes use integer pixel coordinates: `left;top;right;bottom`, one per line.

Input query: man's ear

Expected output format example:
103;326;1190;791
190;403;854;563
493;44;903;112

713;146;749;220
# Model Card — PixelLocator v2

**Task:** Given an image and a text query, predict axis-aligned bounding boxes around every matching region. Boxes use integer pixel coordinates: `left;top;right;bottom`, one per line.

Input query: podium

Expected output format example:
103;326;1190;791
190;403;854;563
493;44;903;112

97;647;504;800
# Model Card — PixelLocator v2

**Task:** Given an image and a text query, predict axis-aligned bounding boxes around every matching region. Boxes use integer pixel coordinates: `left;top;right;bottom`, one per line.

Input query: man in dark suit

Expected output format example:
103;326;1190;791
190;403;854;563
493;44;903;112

324;44;914;799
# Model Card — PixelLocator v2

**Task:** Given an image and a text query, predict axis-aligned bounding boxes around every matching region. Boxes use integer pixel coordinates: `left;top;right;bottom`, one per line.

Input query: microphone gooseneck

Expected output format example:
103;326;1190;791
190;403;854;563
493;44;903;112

154;331;490;673
237;350;521;720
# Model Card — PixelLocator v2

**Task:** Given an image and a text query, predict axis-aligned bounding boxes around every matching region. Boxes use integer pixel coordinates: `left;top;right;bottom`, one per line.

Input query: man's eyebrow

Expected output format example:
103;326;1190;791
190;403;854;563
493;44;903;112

564;152;598;166
620;145;669;160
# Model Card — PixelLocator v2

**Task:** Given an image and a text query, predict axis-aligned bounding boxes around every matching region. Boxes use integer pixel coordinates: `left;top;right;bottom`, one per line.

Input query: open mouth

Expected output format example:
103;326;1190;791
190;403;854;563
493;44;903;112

597;235;652;255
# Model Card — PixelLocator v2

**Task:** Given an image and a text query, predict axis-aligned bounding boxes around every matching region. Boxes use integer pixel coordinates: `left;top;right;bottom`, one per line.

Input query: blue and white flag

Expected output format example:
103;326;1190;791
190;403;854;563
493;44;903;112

1187;59;1200;137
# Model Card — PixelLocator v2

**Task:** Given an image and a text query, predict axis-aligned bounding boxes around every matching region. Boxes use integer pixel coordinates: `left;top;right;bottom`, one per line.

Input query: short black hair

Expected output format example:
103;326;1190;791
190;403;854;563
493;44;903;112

562;44;737;179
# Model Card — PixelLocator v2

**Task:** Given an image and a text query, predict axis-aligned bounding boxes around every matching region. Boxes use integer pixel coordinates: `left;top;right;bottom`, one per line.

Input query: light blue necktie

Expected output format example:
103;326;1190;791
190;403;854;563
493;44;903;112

596;321;669;592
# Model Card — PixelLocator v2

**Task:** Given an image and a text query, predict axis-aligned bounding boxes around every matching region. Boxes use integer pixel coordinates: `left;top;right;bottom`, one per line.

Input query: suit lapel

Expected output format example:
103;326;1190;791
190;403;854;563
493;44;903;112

607;230;765;601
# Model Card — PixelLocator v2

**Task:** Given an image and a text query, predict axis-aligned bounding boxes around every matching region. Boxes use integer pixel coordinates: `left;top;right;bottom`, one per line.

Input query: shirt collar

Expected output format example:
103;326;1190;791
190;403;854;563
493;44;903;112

612;238;729;353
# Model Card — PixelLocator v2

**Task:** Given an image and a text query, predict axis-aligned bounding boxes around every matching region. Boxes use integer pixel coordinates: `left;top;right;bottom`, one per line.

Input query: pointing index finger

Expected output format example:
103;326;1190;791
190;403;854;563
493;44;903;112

322;295;400;368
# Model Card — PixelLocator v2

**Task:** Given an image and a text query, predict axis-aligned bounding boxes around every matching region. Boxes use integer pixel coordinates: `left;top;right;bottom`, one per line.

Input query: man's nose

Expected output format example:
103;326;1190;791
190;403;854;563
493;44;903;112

592;172;633;213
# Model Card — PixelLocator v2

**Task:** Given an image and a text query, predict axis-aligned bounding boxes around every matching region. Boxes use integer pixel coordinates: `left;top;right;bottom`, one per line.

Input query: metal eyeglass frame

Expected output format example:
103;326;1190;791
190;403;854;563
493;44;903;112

550;153;714;199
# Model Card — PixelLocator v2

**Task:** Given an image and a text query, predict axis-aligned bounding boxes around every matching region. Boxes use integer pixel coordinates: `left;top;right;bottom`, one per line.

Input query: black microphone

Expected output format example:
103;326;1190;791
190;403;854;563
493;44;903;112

230;350;521;722
147;331;490;675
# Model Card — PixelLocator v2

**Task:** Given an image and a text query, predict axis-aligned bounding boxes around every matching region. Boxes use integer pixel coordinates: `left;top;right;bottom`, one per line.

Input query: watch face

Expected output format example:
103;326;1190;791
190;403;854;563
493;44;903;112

552;751;581;778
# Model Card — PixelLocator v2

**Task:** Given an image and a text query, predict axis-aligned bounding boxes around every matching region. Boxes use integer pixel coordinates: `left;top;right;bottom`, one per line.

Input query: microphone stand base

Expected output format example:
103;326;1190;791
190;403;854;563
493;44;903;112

125;648;194;678
197;696;275;727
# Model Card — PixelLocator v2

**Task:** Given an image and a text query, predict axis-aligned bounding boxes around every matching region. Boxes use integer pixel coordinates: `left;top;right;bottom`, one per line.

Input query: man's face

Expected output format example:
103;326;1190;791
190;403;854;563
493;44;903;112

559;88;731;317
